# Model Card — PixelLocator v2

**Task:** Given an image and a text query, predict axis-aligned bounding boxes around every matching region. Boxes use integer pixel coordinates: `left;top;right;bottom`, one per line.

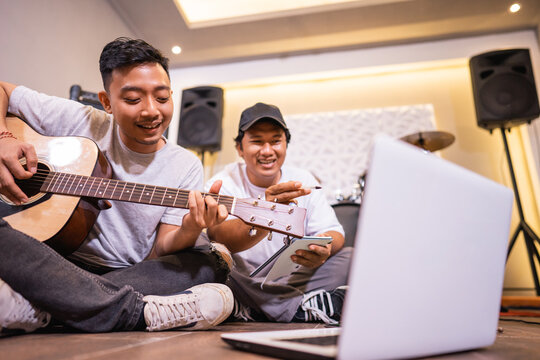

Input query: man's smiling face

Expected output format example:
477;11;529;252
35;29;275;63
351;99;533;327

237;119;287;188
100;62;173;153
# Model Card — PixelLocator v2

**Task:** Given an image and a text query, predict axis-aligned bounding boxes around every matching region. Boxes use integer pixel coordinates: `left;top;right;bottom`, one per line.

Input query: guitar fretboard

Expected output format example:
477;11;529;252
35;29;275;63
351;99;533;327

39;171;236;211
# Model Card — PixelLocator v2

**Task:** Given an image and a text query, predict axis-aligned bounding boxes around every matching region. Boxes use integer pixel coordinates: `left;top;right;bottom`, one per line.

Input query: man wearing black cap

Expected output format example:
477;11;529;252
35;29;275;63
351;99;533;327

205;102;352;324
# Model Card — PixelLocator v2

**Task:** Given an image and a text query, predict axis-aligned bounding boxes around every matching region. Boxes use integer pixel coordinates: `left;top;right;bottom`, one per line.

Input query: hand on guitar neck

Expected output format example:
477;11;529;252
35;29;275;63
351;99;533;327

176;180;229;237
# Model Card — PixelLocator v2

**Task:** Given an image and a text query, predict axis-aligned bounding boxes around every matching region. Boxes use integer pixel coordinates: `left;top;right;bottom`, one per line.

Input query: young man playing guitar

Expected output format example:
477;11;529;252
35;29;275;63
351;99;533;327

0;38;234;334
205;103;352;325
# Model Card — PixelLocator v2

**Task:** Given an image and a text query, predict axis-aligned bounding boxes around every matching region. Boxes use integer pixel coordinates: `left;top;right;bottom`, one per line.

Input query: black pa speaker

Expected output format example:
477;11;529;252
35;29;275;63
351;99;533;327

469;48;540;130
177;86;223;152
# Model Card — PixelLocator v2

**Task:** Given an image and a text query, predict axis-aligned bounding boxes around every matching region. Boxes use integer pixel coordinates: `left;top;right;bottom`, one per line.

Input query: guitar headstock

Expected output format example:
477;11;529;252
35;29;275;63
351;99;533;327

230;197;306;238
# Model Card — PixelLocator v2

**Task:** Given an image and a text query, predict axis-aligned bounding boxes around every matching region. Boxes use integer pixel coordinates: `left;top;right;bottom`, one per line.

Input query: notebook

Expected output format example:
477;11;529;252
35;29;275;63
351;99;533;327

221;134;514;360
249;236;333;284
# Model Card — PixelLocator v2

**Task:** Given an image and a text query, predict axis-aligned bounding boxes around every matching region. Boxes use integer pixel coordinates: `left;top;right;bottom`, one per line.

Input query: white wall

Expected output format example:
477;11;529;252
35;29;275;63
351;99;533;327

0;0;136;97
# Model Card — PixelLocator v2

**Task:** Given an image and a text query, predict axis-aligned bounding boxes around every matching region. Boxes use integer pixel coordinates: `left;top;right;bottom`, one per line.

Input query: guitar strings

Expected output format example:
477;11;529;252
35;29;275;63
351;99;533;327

15;171;301;232
16;171;301;230
27;169;251;201
22;169;231;200
23;170;273;205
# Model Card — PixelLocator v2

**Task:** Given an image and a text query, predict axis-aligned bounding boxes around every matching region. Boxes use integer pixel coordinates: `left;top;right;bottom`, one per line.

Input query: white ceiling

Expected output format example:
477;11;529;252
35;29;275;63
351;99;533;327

107;0;540;69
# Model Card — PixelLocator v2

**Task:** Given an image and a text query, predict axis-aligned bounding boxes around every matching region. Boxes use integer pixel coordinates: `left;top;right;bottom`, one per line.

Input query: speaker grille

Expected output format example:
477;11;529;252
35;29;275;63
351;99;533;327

177;86;223;151
480;73;537;120
179;105;219;147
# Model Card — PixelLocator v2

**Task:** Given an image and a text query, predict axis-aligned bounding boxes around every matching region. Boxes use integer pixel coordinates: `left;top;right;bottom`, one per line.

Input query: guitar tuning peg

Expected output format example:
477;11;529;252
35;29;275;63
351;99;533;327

270;198;278;210
249;227;257;237
267;231;273;241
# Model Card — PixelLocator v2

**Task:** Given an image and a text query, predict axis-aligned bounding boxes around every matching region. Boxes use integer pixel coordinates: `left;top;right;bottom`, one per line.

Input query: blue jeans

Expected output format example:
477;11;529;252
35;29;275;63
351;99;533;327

0;219;229;332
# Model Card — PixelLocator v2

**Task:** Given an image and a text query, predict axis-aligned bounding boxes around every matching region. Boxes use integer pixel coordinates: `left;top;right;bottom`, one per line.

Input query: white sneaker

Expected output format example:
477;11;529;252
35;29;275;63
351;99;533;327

0;278;51;334
143;283;233;331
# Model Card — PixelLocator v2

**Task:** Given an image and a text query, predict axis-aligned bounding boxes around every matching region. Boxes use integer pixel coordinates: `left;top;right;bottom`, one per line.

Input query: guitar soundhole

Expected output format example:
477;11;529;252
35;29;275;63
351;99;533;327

14;162;51;202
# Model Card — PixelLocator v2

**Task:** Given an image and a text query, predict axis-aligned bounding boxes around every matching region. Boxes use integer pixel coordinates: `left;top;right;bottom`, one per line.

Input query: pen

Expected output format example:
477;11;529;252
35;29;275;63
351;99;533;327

302;186;322;190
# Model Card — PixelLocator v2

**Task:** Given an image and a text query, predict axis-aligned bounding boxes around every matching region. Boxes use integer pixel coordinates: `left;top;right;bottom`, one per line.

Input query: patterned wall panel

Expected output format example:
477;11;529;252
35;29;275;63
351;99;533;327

284;104;436;202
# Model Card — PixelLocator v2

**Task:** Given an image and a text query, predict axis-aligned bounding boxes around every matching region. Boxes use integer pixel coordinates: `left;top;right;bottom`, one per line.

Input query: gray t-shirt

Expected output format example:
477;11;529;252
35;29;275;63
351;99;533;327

8;86;202;268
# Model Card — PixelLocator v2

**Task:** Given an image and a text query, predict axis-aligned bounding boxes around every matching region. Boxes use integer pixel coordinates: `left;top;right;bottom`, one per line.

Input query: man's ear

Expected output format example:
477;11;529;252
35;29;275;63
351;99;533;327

235;142;244;159
98;91;112;114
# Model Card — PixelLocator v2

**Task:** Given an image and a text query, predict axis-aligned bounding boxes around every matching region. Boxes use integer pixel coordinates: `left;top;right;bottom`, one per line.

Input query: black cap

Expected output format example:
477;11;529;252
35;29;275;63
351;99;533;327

238;102;288;132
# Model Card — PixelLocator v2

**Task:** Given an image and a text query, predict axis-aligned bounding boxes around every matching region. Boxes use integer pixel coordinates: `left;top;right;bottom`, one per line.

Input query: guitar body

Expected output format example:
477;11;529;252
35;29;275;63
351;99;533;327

1;116;112;254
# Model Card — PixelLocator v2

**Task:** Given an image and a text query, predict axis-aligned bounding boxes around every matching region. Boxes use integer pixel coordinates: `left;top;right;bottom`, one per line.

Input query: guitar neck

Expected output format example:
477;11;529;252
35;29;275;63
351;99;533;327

28;169;305;238
40;171;236;212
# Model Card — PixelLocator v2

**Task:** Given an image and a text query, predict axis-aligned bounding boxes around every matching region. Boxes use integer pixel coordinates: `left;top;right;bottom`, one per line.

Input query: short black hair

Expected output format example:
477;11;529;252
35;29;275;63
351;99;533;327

234;118;291;146
99;37;170;90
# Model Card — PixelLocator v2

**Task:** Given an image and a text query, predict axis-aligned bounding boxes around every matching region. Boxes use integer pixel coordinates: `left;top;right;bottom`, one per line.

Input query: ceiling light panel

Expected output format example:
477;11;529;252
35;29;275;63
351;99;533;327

174;0;411;28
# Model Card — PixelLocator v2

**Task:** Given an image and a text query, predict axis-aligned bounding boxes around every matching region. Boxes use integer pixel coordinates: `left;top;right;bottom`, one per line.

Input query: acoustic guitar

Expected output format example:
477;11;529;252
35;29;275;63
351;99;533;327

0;116;306;255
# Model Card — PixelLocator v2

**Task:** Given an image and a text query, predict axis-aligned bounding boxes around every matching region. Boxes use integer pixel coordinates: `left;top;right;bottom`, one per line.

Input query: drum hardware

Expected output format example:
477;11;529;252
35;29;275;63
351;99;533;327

349;183;362;202
334;189;345;202
334;180;365;204
335;130;456;206
400;131;455;152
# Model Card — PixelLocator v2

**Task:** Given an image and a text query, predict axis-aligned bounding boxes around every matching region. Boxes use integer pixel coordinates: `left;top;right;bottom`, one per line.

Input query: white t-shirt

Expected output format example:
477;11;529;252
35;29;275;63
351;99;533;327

8;86;202;268
205;162;344;268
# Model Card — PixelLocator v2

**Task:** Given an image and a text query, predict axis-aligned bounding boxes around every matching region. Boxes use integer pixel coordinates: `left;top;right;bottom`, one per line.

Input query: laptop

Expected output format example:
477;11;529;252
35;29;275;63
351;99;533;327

221;134;514;360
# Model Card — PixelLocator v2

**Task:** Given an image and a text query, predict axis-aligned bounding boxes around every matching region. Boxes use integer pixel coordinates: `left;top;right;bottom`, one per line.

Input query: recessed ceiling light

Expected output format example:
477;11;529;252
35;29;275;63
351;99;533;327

172;45;182;55
509;3;521;13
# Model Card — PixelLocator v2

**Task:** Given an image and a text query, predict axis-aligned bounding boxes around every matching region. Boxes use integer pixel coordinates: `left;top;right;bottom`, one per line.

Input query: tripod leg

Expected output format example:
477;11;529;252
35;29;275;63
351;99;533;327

500;128;540;295
522;221;540;243
522;222;540;295
507;224;523;259
522;229;540;295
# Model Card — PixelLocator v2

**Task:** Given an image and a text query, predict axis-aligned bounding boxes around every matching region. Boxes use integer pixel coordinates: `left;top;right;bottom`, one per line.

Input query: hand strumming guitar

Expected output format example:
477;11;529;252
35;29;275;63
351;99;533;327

0;81;37;205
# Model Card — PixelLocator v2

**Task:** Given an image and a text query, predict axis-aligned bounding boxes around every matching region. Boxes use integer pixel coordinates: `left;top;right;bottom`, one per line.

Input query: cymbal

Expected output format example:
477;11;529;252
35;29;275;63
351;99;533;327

400;131;455;152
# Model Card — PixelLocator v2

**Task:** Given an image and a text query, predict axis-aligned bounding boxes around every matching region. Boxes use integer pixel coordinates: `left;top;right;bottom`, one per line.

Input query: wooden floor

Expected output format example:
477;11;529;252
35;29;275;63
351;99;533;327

1;317;540;360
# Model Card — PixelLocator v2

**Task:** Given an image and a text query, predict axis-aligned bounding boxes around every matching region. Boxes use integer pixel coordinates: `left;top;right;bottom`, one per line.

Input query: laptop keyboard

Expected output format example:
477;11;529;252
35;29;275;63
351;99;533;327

281;335;339;346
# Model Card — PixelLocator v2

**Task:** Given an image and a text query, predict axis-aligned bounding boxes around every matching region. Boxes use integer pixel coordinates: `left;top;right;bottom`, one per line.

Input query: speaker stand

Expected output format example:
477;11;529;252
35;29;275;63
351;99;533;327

501;127;540;295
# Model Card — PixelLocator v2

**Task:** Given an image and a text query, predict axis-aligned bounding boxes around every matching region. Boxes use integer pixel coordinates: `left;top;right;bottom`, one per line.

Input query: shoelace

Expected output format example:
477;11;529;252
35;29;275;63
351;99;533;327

300;289;338;325
145;293;204;330
232;299;254;321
